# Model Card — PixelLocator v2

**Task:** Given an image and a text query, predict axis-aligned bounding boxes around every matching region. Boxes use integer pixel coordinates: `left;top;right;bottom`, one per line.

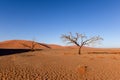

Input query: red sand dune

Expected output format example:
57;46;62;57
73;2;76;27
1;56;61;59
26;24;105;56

1;40;120;79
1;40;120;53
0;40;50;49
47;44;63;49
0;40;66;49
0;40;93;50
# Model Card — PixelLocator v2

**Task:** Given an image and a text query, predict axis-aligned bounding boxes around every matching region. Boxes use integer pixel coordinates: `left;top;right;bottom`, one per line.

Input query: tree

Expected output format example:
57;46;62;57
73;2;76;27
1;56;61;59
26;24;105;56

21;39;51;51
61;32;103;54
30;40;37;51
21;39;37;51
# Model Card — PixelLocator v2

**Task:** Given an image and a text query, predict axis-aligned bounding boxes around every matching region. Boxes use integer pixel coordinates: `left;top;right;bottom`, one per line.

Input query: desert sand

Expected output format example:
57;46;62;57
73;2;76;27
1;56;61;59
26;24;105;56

0;40;120;80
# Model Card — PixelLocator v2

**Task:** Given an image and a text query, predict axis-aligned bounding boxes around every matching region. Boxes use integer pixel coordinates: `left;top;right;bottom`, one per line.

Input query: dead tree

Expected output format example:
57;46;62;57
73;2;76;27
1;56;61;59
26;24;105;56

22;40;37;51
31;40;36;51
61;32;103;54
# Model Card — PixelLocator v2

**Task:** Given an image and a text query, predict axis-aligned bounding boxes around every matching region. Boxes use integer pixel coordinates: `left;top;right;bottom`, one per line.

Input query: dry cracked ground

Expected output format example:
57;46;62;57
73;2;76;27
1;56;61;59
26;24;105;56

0;49;120;80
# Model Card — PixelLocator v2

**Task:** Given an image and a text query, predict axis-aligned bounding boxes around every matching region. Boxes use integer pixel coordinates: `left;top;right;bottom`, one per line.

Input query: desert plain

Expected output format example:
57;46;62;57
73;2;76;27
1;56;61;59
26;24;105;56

0;40;120;80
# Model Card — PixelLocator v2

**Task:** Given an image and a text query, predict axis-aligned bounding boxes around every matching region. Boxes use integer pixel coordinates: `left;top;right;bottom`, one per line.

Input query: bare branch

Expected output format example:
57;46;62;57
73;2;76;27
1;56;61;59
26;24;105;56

61;32;103;54
61;33;80;46
84;36;103;46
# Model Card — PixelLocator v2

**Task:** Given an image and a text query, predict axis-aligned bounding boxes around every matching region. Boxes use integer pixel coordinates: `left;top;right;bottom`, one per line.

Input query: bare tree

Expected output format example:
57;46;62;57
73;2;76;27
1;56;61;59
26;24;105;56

31;40;37;51
22;39;51;51
21;39;37;51
61;32;103;54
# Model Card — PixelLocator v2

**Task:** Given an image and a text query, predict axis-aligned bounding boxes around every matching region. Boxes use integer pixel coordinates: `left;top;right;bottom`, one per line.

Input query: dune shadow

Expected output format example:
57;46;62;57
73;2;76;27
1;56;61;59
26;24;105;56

0;49;42;56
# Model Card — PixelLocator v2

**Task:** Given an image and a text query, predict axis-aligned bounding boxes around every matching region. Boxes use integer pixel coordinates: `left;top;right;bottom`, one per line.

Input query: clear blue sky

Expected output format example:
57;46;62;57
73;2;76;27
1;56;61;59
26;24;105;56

0;0;120;48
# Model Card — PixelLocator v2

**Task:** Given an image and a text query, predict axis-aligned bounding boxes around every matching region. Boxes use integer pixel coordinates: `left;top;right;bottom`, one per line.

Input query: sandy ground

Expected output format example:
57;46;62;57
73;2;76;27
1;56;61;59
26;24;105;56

0;49;120;80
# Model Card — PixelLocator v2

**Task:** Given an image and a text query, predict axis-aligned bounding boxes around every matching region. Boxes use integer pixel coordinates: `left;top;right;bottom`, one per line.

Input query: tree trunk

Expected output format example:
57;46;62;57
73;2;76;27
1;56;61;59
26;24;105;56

78;46;82;55
31;41;35;51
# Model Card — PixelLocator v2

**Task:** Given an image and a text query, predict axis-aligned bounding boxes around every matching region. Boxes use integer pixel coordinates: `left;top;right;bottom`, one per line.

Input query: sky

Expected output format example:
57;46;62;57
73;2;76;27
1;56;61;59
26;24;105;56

0;0;120;48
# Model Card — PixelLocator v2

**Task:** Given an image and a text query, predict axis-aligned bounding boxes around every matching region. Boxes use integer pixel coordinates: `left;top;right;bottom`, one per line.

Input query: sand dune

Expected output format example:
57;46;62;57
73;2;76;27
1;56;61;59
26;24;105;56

0;40;94;50
1;40;120;79
1;40;120;53
47;44;63;49
0;40;54;49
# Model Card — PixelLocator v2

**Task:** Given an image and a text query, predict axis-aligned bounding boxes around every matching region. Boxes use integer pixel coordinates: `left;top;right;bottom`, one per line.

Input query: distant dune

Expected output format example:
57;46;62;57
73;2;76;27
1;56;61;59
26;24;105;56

0;40;53;49
48;44;64;49
0;40;90;49
0;40;96;50
1;40;120;53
